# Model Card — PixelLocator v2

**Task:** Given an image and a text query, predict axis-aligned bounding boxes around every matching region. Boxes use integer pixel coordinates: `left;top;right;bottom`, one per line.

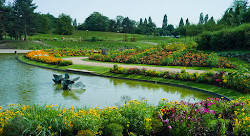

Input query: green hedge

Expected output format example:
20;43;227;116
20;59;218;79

196;23;250;51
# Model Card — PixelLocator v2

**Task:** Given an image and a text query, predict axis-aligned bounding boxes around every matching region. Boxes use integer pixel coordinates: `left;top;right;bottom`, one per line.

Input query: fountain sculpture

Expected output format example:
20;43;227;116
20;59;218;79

53;73;84;90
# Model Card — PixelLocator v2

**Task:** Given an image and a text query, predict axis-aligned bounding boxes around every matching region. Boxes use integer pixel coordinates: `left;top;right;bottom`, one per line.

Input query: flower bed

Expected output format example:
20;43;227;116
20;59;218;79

0;97;249;135
110;65;249;93
90;42;236;68
25;50;72;66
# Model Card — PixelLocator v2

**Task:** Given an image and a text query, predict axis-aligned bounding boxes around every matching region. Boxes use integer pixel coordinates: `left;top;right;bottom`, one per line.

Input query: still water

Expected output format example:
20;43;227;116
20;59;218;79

0;54;215;109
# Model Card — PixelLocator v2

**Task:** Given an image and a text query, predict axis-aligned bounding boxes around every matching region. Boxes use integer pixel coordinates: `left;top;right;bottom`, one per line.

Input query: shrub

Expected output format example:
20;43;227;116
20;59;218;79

103;123;124;136
196;23;250;51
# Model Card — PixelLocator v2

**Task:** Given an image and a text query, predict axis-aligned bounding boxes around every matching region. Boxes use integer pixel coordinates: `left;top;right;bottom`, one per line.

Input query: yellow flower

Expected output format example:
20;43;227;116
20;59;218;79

48;126;52;129
162;98;166;101
0;106;2;110
71;106;74;110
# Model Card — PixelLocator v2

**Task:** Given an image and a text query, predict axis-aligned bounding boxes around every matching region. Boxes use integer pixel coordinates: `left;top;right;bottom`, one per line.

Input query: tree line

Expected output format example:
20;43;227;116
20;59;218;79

0;0;249;41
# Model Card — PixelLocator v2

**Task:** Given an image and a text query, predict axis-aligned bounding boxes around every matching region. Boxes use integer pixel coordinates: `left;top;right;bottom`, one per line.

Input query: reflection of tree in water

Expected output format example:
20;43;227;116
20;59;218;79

109;78;213;101
53;84;86;100
109;78;165;91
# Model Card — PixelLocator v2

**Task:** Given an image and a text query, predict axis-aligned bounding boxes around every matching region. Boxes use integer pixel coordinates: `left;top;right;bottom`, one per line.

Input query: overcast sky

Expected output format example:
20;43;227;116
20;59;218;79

5;0;234;27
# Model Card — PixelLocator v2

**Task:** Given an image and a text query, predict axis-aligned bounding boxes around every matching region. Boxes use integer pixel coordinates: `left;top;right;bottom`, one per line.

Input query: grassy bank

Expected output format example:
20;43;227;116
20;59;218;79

19;55;248;100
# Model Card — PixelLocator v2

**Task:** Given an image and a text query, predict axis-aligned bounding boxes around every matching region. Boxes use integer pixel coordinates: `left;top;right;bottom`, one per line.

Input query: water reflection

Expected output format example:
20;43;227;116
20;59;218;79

109;78;209;101
53;84;86;100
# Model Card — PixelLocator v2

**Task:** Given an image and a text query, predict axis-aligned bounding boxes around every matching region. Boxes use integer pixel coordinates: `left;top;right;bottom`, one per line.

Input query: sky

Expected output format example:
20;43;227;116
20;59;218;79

5;0;234;27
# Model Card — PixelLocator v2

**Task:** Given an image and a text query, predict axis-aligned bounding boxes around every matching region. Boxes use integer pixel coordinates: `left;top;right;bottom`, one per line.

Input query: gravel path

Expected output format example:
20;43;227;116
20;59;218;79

63;57;209;74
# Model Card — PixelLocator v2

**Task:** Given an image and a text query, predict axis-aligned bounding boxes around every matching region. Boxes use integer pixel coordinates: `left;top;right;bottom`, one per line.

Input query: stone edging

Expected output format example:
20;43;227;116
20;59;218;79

17;56;231;101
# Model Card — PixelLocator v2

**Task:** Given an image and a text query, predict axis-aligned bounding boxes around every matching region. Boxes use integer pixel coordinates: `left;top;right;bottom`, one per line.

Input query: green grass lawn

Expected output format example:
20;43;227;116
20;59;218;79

42;40;155;49
6;41;49;50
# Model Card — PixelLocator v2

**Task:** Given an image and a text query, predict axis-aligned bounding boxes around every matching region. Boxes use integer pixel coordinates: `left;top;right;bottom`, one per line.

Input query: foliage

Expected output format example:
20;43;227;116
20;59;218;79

0;97;249;135
196;23;250;51
110;65;249;93
218;52;250;63
54;14;74;35
90;42;236;69
25;50;73;66
83;12;110;32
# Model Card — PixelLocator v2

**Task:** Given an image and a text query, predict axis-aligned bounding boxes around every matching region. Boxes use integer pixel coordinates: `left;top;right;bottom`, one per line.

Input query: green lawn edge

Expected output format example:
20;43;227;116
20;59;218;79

18;55;249;100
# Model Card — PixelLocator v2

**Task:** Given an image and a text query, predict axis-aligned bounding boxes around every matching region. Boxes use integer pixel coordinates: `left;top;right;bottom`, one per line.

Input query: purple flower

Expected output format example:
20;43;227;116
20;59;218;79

163;119;169;124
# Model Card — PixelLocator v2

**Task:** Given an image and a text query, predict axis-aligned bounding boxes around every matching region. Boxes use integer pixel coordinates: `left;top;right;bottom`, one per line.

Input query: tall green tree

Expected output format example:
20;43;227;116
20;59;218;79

204;14;209;24
139;18;143;26
162;14;168;29
147;16;156;35
13;0;37;40
54;14;73;35
73;18;77;29
143;18;147;25
179;17;184;27
84;12;110;31
198;13;204;24
185;18;190;26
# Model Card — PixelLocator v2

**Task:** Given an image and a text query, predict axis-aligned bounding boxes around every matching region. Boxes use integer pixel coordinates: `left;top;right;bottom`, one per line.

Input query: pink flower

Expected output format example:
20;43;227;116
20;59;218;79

168;126;172;129
216;79;221;82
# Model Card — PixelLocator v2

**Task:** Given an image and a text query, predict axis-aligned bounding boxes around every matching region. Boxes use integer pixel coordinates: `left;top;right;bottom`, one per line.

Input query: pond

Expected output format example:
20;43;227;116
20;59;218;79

0;54;216;109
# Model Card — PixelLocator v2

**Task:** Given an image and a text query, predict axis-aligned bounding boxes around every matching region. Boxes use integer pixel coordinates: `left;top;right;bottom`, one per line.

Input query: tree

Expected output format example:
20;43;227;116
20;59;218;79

108;19;117;32
84;12;110;31
186;24;199;39
116;15;124;32
166;24;174;34
204;14;209;24
139;18;143;26
179;17;184;27
198;13;204;25
73;18;77;29
54;13;73;35
35;14;50;34
122;17;135;33
203;16;217;31
185;18;190;26
0;0;5;39
162;14;168;29
45;13;57;30
13;0;37;40
242;7;250;23
147;16;156;35
144;18;147;25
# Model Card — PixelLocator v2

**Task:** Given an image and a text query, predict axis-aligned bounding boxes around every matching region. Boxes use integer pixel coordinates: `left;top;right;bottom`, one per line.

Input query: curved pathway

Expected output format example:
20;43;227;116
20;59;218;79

63;57;209;74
